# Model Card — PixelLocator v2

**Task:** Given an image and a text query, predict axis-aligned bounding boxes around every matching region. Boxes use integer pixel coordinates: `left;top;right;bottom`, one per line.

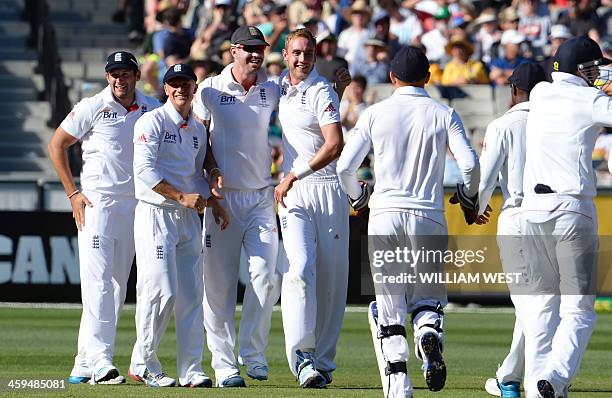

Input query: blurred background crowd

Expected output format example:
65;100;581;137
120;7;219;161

110;0;611;184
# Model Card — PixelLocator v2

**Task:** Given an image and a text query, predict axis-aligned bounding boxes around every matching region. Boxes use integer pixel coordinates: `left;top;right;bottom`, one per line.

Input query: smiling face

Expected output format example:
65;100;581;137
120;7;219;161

164;77;196;109
231;43;266;73
106;68;140;101
283;35;316;83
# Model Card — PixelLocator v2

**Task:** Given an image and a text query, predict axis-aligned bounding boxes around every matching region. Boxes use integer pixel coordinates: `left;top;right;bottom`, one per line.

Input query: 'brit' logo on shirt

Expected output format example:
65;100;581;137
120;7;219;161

219;95;236;105
163;131;177;144
99;108;118;119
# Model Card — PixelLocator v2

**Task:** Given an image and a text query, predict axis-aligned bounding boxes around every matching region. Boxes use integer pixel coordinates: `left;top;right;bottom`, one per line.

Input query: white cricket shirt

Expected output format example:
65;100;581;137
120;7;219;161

60;86;160;196
337;86;479;211
478;101;529;214
278;68;341;178
523;72;612;199
133;100;209;207
193;63;280;190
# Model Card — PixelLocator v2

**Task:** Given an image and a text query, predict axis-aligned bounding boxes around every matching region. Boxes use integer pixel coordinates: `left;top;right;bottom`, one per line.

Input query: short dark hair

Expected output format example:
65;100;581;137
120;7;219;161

352;74;367;90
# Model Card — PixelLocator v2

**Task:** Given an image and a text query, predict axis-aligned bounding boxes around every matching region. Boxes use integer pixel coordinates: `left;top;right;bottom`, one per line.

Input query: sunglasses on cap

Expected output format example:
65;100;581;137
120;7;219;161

232;44;267;54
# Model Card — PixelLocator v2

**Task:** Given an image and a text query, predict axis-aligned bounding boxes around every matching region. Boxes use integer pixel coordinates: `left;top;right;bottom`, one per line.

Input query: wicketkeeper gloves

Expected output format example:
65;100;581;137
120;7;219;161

449;183;479;225
349;181;373;213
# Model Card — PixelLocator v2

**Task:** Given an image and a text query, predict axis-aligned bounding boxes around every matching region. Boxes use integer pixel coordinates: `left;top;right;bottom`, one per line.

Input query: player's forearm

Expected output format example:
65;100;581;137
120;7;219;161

152;179;185;202
308;139;344;172
337;133;371;198
203;144;218;174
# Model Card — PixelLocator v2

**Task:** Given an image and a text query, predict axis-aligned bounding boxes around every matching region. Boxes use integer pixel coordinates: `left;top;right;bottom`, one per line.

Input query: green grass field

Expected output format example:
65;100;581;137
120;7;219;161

0;306;611;397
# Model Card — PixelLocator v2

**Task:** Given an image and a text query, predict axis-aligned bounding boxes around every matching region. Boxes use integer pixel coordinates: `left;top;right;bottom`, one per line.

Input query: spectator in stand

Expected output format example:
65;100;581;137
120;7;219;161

192;0;236;62
265;52;284;82
541;24;573;79
315;31;350;85
499;6;521;32
243;0;275;26
259;4;290;54
289;0;334;30
490;29;529;85
112;0;146;43
378;0;423;45
218;40;233;66
189;56;222;84
372;11;402;60
302;17;330;39
518;0;552;58
337;0;373;68
159;7;194;65
349;36;390;85
472;10;502;65
557;0;603;42
421;9;450;65
441;35;490;85
340;74;368;135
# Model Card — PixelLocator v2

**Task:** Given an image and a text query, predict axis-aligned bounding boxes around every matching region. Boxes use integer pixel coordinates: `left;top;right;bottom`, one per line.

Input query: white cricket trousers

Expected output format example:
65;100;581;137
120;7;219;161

71;192;136;375
368;209;448;375
279;176;349;376
202;187;279;380
496;208;529;384
130;202;205;385
520;195;598;398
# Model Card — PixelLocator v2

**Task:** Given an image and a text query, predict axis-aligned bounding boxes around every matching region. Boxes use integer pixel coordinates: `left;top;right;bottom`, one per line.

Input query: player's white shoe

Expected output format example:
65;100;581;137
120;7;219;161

238;356;269;381
128;368;176;387
416;328;446;392
485;377;521;397
295;350;325;388
179;373;213;388
217;373;247;387
89;365;125;385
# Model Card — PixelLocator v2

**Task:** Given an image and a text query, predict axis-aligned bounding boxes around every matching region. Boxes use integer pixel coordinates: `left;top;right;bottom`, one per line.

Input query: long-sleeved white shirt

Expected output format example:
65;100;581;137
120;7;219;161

337;86;479;211
523;72;612;199
478;101;530;215
133;100;209;207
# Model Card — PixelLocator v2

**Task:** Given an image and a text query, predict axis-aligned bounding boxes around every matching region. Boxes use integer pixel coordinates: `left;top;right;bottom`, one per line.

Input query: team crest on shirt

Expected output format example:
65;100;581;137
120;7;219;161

141;104;148;114
156;245;164;260
281;84;288;97
163;131;177;144
92;235;100;249
193;136;199;149
205;234;212;248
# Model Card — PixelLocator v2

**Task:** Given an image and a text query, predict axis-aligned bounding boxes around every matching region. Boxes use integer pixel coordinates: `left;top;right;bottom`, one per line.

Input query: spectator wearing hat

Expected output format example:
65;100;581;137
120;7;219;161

258;4;290;54
372;11;402;60
219;40;233;66
441;35;489;85
490;29;529;85
337;0;374;67
349;36;391;85
340;74;368;135
472;9;502;65
315;31;350;85
265;52;284;82
541;24;573;80
378;0;423;45
499;7;520;32
289;0;334;30
243;0;275;26
557;0;603;41
517;0;552;58
196;0;237;60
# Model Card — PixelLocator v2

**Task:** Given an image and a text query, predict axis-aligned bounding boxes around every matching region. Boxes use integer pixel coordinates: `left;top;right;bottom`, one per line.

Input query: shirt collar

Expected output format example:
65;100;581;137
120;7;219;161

102;86;143;112
505;100;530;115
221;63;268;92
163;100;192;129
392;86;430;97
281;68;319;93
551;72;589;87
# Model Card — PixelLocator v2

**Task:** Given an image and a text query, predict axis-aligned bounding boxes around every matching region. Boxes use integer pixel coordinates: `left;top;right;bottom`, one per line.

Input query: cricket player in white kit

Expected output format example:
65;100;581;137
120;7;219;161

274;28;348;388
129;64;228;388
519;37;612;398
338;46;480;398
478;63;547;398
192;25;281;386
48;51;160;385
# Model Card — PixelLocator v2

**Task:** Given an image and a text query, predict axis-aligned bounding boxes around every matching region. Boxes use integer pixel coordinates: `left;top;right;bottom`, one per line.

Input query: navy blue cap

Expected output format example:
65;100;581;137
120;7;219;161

390;46;430;83
553;36;611;73
508;62;546;93
105;51;139;72
163;64;197;83
231;25;269;46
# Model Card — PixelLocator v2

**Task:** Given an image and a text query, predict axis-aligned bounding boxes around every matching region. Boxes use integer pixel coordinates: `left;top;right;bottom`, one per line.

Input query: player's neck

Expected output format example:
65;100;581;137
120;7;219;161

113;92;136;111
289;73;305;86
231;65;258;92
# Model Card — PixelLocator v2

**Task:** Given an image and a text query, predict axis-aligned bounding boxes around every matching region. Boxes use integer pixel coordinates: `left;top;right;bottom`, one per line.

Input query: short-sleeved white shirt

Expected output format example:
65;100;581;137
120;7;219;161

60;86;160;196
133;100;209;207
278;68;341;178
193;63;280;190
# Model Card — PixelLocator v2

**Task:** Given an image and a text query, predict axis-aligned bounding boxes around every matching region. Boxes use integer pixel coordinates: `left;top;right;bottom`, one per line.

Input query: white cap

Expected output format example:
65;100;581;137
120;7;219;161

501;29;526;45
550;24;572;39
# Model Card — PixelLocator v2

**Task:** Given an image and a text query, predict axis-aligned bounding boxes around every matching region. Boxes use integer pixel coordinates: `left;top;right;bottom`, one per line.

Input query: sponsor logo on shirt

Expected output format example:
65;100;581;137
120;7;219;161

219;94;237;105
193;136;199;149
136;133;147;142
99;108;118;119
163;131;177;144
324;103;336;113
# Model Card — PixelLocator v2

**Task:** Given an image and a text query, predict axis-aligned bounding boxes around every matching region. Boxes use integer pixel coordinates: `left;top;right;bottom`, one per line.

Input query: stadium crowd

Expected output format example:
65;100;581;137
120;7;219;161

112;0;612;183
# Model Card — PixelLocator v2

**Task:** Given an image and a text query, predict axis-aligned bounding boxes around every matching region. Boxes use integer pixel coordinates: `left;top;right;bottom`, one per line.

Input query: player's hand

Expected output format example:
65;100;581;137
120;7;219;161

335;67;352;92
475;205;493;225
449;183;479;225
70;192;93;231
274;172;296;208
209;168;224;199
208;197;230;230
349;181;372;216
179;193;207;213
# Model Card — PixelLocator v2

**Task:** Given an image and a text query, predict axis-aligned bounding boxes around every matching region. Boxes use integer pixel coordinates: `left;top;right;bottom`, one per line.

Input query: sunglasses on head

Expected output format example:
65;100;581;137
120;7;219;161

233;44;266;53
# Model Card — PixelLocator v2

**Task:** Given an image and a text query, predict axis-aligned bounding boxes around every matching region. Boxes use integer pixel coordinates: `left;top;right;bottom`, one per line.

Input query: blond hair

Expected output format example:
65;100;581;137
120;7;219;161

285;28;316;50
